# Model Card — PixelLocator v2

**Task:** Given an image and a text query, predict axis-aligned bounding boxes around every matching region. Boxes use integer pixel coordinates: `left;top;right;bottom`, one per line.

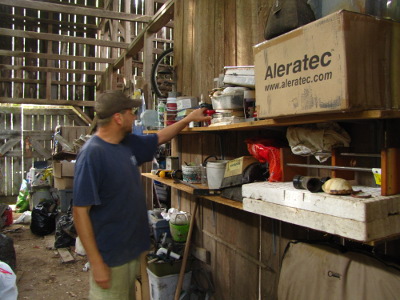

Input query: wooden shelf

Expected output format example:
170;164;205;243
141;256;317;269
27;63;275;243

141;173;243;210
144;109;400;134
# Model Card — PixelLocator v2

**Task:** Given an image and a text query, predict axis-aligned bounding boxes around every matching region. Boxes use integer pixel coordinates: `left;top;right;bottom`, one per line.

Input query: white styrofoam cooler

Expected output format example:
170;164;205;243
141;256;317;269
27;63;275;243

242;182;400;242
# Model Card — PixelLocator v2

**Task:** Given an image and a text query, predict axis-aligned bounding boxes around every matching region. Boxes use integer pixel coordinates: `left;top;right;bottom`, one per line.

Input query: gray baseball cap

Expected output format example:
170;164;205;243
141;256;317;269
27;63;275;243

95;90;141;119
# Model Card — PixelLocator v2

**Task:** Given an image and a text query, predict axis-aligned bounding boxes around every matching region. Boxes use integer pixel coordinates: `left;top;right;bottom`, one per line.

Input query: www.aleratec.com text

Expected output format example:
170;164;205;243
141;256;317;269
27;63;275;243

264;71;333;91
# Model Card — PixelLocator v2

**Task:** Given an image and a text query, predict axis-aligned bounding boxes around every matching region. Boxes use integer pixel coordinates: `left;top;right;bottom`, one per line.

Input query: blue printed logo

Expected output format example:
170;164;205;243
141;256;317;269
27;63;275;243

130;155;137;166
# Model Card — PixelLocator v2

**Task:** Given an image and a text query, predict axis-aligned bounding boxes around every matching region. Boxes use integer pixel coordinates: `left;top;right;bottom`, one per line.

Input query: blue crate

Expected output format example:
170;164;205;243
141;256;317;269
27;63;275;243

148;211;171;241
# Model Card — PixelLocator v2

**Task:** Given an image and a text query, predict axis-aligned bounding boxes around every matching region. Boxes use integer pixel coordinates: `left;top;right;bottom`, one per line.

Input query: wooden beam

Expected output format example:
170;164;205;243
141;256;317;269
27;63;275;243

0;28;129;49
113;0;174;69
0;138;20;156
381;148;400;196
0;64;103;76
0;0;152;22
0;78;96;86
0;12;98;32
146;0;175;34
0;50;114;64
0;97;96;107
29;139;52;160
71;106;92;125
0;130;53;139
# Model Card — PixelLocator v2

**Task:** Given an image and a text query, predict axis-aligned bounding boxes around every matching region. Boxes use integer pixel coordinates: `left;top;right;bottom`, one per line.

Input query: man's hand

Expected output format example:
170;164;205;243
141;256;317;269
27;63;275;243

157;107;212;145
92;261;111;289
185;107;212;124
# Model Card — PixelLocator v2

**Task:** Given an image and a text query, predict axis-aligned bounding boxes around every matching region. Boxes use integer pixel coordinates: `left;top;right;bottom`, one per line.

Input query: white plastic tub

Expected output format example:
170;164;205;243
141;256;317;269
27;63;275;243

147;268;192;300
206;160;228;189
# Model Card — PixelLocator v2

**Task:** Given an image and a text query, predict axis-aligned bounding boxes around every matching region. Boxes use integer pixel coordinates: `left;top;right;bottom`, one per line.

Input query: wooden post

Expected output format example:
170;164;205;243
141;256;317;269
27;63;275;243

331;148;355;180
381;148;400;196
174;198;198;300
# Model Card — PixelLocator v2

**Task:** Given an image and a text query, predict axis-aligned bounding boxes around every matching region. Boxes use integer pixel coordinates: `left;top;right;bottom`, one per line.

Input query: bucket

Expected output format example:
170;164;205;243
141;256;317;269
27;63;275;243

182;165;202;183
206;160;228;189
169;222;189;242
147;268;192;300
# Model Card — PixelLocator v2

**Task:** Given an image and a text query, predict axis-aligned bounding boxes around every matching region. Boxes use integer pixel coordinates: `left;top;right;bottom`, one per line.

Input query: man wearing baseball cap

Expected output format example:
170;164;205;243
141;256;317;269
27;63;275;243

73;90;210;300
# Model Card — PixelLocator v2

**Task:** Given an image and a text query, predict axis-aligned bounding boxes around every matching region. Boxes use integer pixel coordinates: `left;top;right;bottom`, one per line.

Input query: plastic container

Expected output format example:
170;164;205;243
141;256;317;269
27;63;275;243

57;189;73;213
182;165;202;183
211;91;244;109
166;92;177;124
169;222;189;242
147;258;192;277
147;268;192;300
30;187;52;211
206;160;228;189
148;210;171;242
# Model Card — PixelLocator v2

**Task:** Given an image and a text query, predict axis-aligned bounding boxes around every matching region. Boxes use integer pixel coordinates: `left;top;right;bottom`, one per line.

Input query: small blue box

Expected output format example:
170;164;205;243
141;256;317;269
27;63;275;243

148;211;171;241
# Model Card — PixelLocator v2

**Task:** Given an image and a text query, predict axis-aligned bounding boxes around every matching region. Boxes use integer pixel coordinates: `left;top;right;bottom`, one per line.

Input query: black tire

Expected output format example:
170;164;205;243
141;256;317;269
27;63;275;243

150;48;174;98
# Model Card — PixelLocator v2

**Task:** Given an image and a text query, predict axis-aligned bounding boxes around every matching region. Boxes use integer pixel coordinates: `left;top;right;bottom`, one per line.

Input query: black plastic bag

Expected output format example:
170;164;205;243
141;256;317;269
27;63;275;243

54;213;77;248
264;0;315;40
0;233;16;271
30;199;58;236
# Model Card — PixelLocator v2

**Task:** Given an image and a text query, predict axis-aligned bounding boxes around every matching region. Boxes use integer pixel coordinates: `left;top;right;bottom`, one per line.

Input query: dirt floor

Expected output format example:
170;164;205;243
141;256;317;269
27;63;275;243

1;211;90;300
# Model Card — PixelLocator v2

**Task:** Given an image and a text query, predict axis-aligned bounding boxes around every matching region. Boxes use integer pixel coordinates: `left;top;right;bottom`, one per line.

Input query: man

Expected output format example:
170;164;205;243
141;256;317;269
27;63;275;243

73;90;210;300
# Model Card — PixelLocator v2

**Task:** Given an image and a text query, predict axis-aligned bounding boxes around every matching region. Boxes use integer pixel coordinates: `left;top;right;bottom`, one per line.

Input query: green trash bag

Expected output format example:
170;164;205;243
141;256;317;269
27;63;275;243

16;180;30;213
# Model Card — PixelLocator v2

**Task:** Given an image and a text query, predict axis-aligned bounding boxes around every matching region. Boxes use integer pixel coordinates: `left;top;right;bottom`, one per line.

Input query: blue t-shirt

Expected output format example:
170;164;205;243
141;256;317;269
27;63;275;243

73;133;158;267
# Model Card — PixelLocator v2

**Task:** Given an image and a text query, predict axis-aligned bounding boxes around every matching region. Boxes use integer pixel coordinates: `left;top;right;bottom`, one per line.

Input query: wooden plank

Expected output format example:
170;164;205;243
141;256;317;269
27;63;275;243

191;246;211;264
142;110;400;133
0;28;130;49
0;11;98;31
71;107;92;125
0;50;114;64
146;0;174;34
381;148;400;196
0;138;20;156
236;0;254;65
0;97;95;107
224;0;237;67
0;0;152;22
57;248;75;263
113;0;174;69
331;148;355;180
142;173;243;210
29;138;52;159
280;147;308;181
0;64;103;76
0;78;96;87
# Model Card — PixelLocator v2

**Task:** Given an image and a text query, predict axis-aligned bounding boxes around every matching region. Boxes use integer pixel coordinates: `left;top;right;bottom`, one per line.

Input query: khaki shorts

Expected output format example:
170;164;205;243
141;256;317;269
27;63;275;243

89;258;140;300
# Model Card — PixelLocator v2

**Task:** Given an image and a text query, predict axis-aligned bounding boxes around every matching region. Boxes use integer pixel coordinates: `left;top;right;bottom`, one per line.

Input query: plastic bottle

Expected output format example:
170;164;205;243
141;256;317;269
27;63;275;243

166;92;178;126
157;99;166;127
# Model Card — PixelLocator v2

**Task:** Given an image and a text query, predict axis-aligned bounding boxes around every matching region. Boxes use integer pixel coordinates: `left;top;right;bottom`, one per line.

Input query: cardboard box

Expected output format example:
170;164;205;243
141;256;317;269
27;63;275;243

254;10;400;119
53;161;75;178
54;177;74;189
224;156;258;178
176;97;198;110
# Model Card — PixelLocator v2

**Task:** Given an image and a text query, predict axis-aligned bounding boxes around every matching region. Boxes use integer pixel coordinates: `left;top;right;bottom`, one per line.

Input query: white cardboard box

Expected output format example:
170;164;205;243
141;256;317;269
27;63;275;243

254;10;400;119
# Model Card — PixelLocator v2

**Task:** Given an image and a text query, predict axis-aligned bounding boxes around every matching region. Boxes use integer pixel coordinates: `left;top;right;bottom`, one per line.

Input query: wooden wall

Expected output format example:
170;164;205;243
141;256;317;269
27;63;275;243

174;0;270;98
150;1;400;299
0;106;87;199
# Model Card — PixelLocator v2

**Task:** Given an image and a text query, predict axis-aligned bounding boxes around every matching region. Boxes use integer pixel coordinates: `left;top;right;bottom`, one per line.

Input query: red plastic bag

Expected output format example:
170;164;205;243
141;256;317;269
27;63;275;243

246;138;282;182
